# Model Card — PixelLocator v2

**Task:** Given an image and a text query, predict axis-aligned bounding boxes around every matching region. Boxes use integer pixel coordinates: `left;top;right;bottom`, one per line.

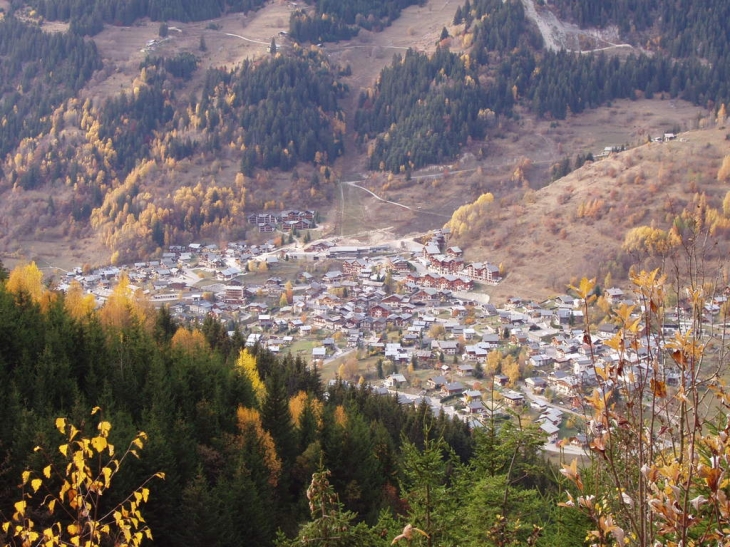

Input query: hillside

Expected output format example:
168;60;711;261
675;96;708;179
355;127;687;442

1;0;729;282
466;126;730;301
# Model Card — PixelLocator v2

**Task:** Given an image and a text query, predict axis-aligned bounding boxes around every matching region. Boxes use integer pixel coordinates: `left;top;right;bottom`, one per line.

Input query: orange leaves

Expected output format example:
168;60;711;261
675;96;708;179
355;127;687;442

235;406;282;487
651;379;667;398
289;391;323;429
170;328;209;354
560;459;583;491
99;273;150;331
64;280;96;321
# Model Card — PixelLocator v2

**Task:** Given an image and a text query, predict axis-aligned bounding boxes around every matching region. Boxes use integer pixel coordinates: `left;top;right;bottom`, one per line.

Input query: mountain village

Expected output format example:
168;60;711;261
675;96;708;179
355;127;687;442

51;208;712;453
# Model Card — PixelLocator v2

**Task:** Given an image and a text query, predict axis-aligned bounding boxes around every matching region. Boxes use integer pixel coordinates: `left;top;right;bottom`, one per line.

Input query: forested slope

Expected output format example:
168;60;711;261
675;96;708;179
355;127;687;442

0;263;587;547
2;0;730;262
15;0;267;34
357;0;729;173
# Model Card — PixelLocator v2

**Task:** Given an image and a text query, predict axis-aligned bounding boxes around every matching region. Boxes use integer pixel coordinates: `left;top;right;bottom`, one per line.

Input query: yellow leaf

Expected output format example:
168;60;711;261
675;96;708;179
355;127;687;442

55;417;66;433
22;470;31;485
91;436;108;453
43;465;52;479
14;500;26;515
2;522;10;533
141;488;149;502
98;421;112;436
59;444;68;457
70;535;80;546
91;406;101;415
102;467;112;487
67;523;79;535
31;478;42;493
48;499;56;514
132;437;144;449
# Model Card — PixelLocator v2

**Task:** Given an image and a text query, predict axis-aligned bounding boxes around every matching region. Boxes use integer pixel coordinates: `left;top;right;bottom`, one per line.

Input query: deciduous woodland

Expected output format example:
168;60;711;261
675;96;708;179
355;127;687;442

2;0;730;261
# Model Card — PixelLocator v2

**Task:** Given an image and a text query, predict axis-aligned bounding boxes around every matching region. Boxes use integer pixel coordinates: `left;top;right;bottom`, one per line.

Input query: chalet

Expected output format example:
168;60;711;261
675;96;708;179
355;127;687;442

385;374;408;388
540;422;559;443
494;374;509;387
342;258;369;277
218;267;242;281
457;364;475;376
510;331;528;345
441;382;465;397
466;400;485;414
411;349;431;363
463;345;488;362
481;333;501;348
248;302;268;315
549;372;581;396
433;340;459;356
248;213;279;225
525;376;548;393
501;390;525;408
529;353;552;368
462;389;482;403
605;287;624;303
555;308;573;325
323;270;344;283
369;304;393;318
423;243;441;259
539;408;563;426
388;257;411;272
427;375;448;390
385;343;410;363
312;346;327;362
556;295;577;308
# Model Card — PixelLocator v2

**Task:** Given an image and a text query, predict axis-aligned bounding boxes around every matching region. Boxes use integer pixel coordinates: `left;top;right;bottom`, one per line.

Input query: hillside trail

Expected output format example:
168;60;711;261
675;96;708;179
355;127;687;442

521;0;633;53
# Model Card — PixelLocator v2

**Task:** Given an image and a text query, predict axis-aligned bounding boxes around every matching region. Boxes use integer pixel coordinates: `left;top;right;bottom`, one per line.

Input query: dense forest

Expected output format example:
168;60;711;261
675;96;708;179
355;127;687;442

288;0;424;43
11;0;267;34
0;16;101;162
355;48;487;173
357;0;730;172
0;262;588;547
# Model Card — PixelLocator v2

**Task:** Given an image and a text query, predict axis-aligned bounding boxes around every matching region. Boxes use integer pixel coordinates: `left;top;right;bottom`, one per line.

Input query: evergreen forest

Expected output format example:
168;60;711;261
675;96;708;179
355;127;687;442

356;0;730;173
0;262;588;547
288;0;424;43
12;0;267;34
